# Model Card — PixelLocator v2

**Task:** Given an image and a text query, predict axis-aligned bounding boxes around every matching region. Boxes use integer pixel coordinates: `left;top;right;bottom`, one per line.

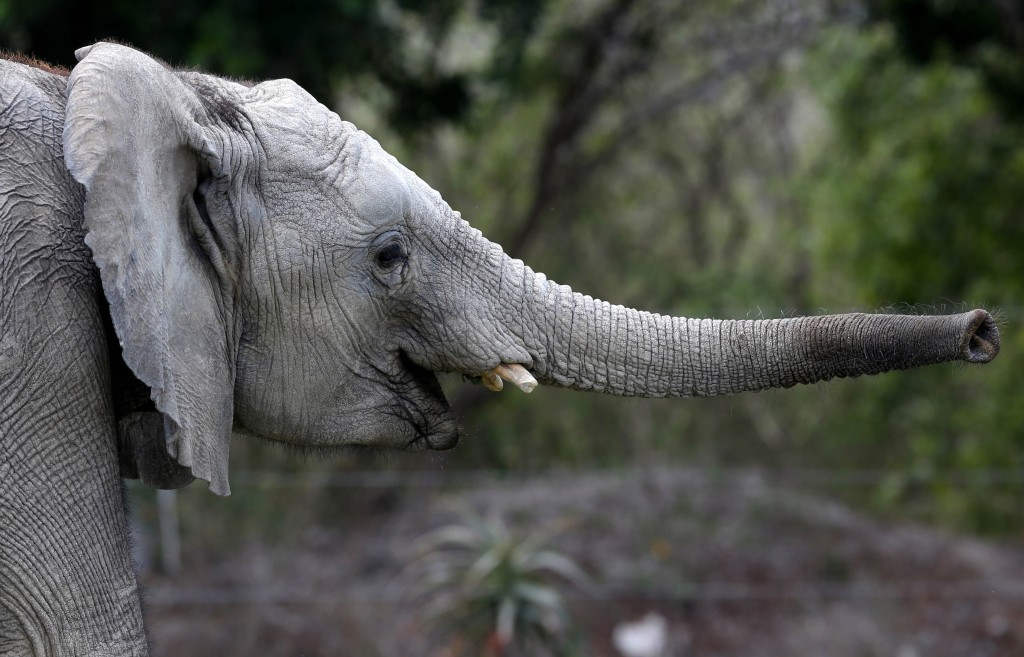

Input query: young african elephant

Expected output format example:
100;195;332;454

0;43;1000;655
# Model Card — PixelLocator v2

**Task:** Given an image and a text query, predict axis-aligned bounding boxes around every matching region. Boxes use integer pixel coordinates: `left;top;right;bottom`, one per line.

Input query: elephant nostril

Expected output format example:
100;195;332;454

964;310;1000;363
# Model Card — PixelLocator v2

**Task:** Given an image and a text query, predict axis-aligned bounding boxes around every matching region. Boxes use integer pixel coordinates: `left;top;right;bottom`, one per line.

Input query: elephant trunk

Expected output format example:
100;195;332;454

498;258;999;398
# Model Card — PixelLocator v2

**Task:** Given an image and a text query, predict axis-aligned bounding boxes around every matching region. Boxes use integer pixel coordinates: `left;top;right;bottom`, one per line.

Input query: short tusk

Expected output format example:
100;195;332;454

481;370;504;392
493;363;538;393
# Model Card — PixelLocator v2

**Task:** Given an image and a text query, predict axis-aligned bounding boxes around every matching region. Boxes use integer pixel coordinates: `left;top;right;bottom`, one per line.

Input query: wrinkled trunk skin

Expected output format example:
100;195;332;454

497;257;998;397
1;60;148;656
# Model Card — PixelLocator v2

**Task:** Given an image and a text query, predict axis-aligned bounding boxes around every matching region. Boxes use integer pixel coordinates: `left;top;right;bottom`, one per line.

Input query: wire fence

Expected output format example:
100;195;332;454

137;466;1024;490
144;580;1024;607
132;465;1024;608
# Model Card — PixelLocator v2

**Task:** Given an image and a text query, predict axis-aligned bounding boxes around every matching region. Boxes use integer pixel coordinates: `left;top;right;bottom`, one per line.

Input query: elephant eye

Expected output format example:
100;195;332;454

375;242;406;270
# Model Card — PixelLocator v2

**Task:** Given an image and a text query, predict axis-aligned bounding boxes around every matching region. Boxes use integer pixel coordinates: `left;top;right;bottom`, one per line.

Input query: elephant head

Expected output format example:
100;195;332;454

63;43;1000;496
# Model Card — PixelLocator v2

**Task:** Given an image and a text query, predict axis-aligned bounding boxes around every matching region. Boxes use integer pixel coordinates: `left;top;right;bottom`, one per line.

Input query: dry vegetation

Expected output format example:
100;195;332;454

140;467;1024;656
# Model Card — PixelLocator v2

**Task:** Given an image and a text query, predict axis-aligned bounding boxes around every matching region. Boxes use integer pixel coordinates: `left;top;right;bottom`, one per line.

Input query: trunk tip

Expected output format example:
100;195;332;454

963;309;1000;364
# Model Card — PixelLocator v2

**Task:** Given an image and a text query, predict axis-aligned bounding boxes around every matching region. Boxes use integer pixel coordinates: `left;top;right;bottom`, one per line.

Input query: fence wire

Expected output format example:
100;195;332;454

144;466;1024;490
133;465;1024;608
144;580;1024;607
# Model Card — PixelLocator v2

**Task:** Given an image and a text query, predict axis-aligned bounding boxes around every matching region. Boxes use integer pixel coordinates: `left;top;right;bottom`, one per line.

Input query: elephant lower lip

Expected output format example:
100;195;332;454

405;434;430;451
397;350;459;451
406;431;459;451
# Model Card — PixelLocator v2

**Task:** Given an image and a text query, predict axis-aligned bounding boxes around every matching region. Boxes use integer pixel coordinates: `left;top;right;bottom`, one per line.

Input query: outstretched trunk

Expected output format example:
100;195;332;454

497;258;998;397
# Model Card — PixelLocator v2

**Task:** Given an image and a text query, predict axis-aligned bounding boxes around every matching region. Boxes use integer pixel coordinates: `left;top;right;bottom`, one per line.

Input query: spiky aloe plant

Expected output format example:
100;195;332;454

411;509;589;657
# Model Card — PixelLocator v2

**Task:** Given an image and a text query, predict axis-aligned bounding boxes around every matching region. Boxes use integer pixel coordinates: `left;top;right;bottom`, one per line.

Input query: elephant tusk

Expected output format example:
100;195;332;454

493;363;538;393
481;370;504;392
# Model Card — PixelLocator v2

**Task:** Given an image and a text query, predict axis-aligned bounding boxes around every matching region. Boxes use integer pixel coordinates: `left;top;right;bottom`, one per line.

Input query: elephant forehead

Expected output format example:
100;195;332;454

344;159;412;228
329;136;420;232
239;79;349;173
237;81;439;233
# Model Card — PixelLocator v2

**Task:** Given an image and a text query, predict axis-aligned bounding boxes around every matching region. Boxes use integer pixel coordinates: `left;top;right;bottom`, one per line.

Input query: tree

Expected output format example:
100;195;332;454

868;0;1024;121
0;0;544;131
802;21;1024;532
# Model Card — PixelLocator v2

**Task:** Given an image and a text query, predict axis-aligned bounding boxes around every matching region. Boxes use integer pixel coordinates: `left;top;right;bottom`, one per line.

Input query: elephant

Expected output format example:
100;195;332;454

0;42;1000;656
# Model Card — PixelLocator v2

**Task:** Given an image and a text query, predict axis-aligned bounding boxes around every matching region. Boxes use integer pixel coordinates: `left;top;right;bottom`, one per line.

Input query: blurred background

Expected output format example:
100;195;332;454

3;0;1023;655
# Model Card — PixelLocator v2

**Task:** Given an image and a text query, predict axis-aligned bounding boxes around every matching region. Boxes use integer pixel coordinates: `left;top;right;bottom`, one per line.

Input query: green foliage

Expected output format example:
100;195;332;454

0;0;546;131
807;26;1024;304
868;0;1024;120
410;510;588;656
801;23;1024;534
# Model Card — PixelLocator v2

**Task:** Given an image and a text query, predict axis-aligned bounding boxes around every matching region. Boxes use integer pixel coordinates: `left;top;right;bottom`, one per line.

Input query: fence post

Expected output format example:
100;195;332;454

156;489;182;576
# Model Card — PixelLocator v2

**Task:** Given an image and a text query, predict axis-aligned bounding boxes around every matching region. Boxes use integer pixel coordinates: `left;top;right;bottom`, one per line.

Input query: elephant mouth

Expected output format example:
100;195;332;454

398;351;460;451
396;353;538;451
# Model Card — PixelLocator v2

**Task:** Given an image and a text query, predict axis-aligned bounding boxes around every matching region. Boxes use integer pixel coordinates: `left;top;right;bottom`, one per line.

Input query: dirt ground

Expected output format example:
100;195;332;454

140;467;1024;657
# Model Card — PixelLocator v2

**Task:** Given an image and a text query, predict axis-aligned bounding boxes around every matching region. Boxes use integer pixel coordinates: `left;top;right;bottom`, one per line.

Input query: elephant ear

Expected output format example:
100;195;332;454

64;43;236;495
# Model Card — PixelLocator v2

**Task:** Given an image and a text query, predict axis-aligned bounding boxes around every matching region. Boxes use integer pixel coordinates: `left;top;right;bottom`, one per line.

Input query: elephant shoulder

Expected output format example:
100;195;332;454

1;56;94;383
0;56;70;156
0;56;87;272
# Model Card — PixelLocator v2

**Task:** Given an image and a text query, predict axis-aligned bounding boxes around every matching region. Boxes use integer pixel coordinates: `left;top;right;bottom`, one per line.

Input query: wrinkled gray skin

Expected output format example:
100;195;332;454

0;43;1001;655
0;58;149;655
